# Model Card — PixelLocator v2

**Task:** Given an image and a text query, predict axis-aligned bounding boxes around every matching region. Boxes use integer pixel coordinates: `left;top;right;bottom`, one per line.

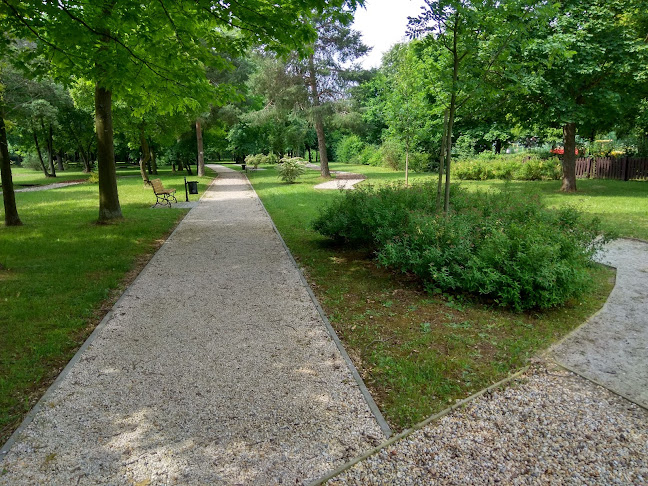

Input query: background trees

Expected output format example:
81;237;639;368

1;0;358;222
2;0;647;228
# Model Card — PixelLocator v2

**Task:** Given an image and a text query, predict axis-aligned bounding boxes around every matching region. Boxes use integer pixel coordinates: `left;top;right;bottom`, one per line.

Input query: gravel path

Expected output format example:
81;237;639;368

328;363;648;485
551;238;648;408
0;165;384;485
314;179;365;190
325;238;648;485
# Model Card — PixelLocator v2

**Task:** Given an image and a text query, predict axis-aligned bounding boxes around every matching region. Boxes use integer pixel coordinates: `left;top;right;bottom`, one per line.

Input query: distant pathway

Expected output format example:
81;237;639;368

0;180;84;194
551;238;648;407
0;165;384;485
306;163;366;190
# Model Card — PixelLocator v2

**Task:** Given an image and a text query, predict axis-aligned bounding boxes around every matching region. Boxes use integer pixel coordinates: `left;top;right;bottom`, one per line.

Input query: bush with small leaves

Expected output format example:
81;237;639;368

314;183;612;311
276;157;307;183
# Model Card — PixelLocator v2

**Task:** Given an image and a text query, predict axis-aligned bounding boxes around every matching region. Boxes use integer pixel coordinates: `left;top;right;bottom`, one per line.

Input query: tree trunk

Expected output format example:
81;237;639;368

307;55;330;177
405;139;410;186
437;110;448;212
196;119;205;177
33;131;51;177
0;106;22;226
494;139;502;154
56;150;64;171
150;146;158;175
45;122;56;177
78;147;91;173
138;128;151;184
308;146;312;163
561;122;577;192
95;82;123;222
444;94;457;214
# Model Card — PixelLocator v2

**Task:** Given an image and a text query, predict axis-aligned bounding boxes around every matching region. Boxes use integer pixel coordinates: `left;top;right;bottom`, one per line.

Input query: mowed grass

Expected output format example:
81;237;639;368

0;167;215;444
247;163;624;428
456;178;648;242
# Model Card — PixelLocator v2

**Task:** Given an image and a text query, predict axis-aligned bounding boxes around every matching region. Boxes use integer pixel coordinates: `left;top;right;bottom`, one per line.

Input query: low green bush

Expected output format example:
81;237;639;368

336;135;365;163
313;184;610;311
245;153;272;168
276;157;306;183
454;155;562;181
357;145;382;166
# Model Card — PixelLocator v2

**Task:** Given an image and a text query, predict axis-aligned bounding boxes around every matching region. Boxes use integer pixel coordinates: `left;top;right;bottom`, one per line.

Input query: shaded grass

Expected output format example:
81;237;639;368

248;163;617;429
0;167;215;444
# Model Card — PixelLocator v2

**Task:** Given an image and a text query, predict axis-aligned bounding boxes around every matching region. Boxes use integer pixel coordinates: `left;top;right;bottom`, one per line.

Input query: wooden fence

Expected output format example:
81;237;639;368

575;157;648;181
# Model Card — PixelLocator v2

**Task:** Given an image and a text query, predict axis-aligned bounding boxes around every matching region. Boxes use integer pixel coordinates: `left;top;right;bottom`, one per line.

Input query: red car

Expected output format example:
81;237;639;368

550;147;579;155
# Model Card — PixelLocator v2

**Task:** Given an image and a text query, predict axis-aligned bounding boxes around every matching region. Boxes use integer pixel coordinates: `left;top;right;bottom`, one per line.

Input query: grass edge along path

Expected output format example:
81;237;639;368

247;162;616;431
0;167;216;446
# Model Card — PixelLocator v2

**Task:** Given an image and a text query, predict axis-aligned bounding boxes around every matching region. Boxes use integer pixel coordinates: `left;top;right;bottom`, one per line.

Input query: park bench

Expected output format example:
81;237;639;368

151;178;177;207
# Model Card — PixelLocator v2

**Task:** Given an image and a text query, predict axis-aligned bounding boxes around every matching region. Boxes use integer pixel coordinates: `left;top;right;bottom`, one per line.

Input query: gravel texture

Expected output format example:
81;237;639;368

314;179;365;190
551;238;648;408
328;363;648;485
0;165;384;485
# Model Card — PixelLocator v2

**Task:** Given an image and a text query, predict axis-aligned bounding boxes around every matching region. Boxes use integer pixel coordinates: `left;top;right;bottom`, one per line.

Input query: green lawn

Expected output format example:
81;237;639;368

247;163;627;428
457;178;648;242
0;167;215;444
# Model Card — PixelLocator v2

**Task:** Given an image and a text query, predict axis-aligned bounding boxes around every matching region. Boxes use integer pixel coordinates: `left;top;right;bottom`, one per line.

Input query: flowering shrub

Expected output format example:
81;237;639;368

276;157;306;183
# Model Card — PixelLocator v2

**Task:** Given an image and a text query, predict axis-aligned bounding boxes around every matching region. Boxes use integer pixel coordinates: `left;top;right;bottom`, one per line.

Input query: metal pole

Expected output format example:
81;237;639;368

184;176;189;202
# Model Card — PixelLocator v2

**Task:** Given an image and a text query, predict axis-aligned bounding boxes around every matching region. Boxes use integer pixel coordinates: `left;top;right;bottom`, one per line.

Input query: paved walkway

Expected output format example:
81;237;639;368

551;238;648;407
0;165;384;485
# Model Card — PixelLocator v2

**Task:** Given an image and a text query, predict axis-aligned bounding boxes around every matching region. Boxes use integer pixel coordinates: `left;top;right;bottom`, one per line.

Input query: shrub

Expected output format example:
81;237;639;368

380;139;405;170
357;145;382;166
245;153;269;168
454;155;561;181
313;184;610;311
266;153;280;164
276;157;307;183
409;152;432;172
23;153;43;172
336;135;365;163
87;171;99;184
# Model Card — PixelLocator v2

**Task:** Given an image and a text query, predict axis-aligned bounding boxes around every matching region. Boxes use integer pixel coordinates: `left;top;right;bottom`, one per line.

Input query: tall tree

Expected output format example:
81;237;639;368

383;44;427;186
0;77;21;226
410;0;541;212
304;9;369;177
510;0;648;191
1;0;354;222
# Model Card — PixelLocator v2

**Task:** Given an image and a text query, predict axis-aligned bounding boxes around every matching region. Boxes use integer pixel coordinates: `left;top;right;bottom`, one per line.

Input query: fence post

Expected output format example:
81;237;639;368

586;158;592;179
623;157;629;181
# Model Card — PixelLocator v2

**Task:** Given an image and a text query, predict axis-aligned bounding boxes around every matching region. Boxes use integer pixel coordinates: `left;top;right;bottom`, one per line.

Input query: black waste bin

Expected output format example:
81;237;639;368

187;181;198;194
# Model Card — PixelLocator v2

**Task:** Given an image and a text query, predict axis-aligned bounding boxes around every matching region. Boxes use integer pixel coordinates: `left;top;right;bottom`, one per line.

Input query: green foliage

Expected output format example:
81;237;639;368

314;183;610;311
454;155;562;181
244;153;266;168
409;152;432;172
335;134;365;163
358;145;383;166
276;157;306;183
380;138;405;170
87;171;99;184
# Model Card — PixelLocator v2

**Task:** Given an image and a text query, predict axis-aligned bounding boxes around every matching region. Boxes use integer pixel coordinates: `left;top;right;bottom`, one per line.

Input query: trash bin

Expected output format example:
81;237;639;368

241;163;246;171
187;181;198;194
